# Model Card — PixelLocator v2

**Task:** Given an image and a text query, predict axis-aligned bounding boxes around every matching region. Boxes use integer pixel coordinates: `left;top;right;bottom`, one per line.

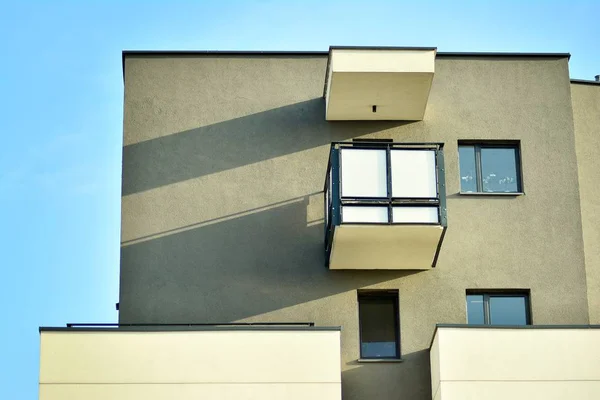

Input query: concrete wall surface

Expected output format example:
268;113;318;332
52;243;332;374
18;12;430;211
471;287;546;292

572;82;600;324
431;327;600;400
120;54;589;400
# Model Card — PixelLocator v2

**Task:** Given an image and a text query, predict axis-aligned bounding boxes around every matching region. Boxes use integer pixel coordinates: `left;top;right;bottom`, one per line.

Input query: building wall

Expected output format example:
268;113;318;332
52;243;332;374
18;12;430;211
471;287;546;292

39;328;341;400
431;327;600;400
120;54;589;400
572;82;600;324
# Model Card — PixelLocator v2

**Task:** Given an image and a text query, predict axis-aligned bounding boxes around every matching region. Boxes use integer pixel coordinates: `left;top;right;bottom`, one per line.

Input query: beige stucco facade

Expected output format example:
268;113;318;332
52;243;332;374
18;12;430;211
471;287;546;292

115;52;596;400
431;326;600;400
572;82;600;324
39;328;341;400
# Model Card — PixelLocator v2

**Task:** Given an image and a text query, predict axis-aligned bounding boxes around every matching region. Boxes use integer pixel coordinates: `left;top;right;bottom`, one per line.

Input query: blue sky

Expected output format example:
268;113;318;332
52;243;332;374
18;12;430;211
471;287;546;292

0;1;598;398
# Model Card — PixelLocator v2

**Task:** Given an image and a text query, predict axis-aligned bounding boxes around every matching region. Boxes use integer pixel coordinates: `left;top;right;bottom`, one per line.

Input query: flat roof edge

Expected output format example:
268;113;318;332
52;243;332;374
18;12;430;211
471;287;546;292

122;49;570;59
430;323;600;349
437;51;571;59
40;325;342;333
571;79;600;86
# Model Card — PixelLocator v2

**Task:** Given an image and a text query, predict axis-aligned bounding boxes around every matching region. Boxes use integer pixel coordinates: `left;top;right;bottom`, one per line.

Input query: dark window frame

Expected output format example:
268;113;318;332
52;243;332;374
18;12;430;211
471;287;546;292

466;289;531;325
357;290;401;359
458;140;523;194
338;142;443;225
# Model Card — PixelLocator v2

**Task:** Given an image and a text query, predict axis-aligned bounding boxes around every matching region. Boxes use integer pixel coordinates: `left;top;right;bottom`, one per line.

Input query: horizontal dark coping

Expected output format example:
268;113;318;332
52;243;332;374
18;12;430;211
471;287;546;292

571;79;600;86
430;323;600;349
123;50;569;59
40;325;341;333
437;52;570;59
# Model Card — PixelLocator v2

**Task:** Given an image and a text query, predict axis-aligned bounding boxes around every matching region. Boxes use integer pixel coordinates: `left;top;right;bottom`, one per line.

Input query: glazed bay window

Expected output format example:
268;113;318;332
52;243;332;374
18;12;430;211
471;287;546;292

324;142;447;270
459;141;522;194
358;291;400;359
466;291;531;325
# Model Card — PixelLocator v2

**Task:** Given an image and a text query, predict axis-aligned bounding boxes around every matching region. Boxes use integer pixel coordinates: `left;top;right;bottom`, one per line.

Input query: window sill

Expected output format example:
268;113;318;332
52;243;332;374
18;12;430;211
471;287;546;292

357;358;404;363
459;192;524;197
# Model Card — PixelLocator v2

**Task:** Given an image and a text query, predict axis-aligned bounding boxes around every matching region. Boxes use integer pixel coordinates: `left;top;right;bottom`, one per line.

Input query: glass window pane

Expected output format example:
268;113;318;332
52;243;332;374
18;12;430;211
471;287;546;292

341;149;388;198
342;206;388;223
393;206;439;223
459;145;477;192
466;294;485;324
481;147;520;193
391;150;437;198
359;298;398;358
489;296;528;325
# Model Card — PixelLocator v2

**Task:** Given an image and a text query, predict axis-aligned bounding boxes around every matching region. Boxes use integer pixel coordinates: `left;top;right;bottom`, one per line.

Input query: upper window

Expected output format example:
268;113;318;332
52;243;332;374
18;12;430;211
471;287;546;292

358;291;400;359
466;291;530;325
458;142;522;194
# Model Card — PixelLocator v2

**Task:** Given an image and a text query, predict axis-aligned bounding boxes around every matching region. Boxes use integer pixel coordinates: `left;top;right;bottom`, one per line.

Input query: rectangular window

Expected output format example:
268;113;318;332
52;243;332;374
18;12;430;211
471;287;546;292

466;291;530;325
458;142;522;193
338;144;441;225
358;291;400;359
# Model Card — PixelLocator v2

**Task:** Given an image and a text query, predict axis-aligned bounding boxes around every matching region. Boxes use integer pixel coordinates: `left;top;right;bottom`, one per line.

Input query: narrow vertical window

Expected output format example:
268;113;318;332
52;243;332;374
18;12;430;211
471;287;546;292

358;291;400;359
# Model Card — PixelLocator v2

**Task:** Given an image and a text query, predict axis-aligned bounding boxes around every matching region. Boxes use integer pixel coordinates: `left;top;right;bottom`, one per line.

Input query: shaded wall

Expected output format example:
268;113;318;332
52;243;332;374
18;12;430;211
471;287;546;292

120;54;588;400
572;82;600;323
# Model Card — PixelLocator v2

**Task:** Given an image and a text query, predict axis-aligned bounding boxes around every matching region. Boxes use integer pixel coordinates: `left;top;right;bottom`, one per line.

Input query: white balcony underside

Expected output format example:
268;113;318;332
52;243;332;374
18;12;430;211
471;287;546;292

325;48;436;121
329;224;444;270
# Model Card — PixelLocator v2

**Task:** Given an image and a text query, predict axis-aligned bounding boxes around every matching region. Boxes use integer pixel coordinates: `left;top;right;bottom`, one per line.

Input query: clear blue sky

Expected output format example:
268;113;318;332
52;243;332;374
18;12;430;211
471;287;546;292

0;1;597;398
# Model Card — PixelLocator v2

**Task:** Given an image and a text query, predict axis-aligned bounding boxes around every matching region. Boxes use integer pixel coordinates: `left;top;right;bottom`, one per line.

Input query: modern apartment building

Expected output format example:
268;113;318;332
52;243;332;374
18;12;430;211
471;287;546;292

39;47;600;400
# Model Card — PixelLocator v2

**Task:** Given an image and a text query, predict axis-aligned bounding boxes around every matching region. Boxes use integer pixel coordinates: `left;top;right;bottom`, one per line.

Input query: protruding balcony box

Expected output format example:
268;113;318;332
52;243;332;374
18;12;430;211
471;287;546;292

39;324;341;400
430;325;600;400
324;46;436;120
324;142;447;270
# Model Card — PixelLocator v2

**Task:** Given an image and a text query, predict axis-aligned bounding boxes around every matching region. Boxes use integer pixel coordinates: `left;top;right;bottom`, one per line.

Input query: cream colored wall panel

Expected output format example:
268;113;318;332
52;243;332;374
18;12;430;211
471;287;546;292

331;49;436;73
430;332;441;400
439;381;600;400
40;383;341;400
40;330;341;384
437;328;600;382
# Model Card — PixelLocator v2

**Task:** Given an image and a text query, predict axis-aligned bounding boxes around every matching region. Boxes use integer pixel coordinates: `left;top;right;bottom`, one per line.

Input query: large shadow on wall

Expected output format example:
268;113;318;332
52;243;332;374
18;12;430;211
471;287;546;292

342;349;432;400
122;98;414;195
120;196;419;323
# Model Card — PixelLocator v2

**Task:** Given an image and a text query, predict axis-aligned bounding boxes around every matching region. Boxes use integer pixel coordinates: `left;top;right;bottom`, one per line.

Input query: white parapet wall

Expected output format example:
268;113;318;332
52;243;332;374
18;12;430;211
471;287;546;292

39;327;341;400
430;326;600;400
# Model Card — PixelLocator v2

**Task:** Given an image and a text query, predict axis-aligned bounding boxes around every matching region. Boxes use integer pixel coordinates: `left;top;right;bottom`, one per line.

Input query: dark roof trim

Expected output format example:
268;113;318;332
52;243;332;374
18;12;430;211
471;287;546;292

123;50;328;57
571;79;600;86
40;322;341;333
122;49;570;59
437;52;571;59
430;323;600;349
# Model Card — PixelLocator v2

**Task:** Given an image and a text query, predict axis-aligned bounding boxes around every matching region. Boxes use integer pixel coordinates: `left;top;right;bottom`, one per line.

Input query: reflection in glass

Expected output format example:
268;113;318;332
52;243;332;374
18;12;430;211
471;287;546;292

481;147;519;193
459;146;477;192
466;294;485;324
489;296;528;325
